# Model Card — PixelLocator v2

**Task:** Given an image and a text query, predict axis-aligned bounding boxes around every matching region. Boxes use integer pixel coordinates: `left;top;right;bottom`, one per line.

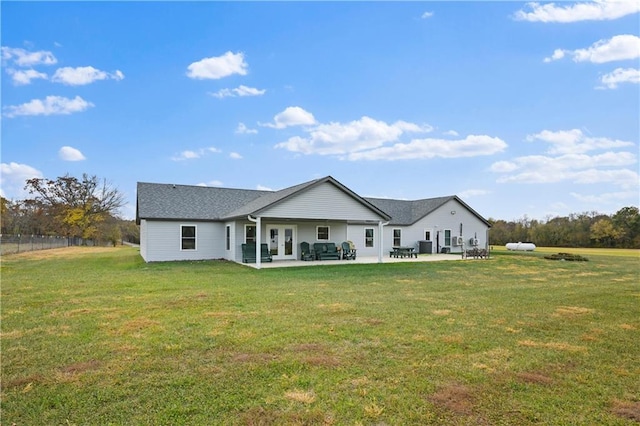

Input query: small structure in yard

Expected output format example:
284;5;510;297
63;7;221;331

506;242;536;251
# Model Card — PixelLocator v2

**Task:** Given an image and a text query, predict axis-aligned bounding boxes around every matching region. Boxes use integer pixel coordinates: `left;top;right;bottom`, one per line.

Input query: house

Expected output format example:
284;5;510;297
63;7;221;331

136;176;491;266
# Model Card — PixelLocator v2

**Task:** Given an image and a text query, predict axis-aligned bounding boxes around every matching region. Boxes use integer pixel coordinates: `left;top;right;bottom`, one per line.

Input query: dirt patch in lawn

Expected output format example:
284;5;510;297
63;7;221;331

611;400;640;422
515;371;555;385
428;383;475;416
4;246;120;260
552;306;594;317
60;359;101;375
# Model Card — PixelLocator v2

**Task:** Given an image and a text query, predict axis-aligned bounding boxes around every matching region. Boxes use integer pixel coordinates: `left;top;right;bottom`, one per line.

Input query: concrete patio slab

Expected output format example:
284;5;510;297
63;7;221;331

241;253;468;269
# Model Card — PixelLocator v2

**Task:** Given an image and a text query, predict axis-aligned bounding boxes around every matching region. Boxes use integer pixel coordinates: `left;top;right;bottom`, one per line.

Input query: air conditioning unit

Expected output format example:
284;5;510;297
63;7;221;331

452;236;464;246
469;237;479;246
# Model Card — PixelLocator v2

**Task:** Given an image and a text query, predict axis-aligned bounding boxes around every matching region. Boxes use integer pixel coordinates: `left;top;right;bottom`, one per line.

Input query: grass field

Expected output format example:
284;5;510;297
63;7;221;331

2;246;639;425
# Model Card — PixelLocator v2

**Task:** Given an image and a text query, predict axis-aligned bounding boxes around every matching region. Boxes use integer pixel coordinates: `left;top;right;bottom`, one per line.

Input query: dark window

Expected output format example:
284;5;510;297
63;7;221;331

317;226;329;241
181;225;196;250
444;229;452;246
393;229;401;247
226;225;230;250
365;228;374;247
245;225;256;243
425;230;431;241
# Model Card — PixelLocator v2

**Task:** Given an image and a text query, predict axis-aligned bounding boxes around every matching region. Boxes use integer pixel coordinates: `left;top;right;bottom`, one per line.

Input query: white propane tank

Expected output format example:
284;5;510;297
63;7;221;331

505;242;536;251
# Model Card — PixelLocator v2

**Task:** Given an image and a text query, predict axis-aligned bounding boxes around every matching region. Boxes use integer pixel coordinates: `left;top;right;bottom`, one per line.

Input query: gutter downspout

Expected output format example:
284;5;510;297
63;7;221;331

247;215;262;269
378;221;389;263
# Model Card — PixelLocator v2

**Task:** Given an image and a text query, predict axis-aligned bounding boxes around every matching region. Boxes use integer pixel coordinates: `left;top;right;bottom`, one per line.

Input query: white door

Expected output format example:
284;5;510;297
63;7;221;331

266;225;297;260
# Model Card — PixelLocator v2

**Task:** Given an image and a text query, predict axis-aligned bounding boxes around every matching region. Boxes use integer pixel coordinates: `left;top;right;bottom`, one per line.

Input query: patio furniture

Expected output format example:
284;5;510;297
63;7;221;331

241;243;273;263
341;241;357;260
300;241;315;261
391;246;418;258
313;242;341;260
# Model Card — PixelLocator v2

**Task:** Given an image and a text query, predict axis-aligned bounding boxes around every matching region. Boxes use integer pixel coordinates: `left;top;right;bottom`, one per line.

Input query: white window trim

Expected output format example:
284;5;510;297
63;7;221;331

393;228;402;247
444;229;452;247
365;227;375;248
316;225;330;241
180;224;197;251
245;224;256;243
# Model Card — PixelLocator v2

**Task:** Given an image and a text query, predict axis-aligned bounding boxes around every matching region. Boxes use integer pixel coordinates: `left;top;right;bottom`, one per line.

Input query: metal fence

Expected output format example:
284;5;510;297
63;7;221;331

0;234;91;255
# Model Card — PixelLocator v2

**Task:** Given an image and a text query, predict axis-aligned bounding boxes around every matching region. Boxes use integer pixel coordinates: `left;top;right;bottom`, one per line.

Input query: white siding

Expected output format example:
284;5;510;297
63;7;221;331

142;220;225;262
140;219;148;261
382;199;489;254
346;224;380;257
261;182;384;221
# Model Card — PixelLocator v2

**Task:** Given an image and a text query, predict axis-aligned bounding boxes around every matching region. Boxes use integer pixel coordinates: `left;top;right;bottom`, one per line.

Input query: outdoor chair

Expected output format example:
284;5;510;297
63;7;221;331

341;241;357;260
300;241;314;261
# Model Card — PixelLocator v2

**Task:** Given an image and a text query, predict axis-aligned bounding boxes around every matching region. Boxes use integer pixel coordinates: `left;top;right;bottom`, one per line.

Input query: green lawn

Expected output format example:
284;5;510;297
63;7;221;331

2;246;639;425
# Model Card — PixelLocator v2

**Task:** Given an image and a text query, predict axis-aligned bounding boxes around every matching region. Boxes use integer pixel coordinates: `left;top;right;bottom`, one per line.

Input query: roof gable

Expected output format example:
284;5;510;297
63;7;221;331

365;195;490;226
137;176;391;223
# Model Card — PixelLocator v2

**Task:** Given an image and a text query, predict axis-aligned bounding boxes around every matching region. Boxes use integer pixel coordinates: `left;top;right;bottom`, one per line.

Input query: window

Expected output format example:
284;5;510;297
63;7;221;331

365;228;374;248
317;226;330;241
245;225;256;243
226;225;231;250
393;229;401;247
181;225;196;250
425;230;432;241
444;229;451;247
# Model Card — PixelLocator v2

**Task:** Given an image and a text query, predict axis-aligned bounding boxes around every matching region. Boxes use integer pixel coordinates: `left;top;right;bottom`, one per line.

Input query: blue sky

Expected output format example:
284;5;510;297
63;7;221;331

1;1;639;221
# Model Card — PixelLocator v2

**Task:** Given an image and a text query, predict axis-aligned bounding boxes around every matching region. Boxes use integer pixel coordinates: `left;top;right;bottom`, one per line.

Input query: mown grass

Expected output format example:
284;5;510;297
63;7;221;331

2;246;639;425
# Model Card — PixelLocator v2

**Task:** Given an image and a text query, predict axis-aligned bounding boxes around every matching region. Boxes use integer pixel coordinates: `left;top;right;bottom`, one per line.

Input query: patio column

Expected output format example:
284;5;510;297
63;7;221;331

378;221;388;263
248;215;262;269
256;216;262;269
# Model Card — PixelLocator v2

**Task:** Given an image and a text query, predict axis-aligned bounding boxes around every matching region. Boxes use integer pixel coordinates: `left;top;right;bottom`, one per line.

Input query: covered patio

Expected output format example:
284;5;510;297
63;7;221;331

241;253;465;269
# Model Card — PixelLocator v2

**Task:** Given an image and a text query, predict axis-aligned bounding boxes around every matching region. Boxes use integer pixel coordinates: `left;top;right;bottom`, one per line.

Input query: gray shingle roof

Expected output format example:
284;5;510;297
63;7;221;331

365;196;455;225
136;182;271;222
137;177;487;226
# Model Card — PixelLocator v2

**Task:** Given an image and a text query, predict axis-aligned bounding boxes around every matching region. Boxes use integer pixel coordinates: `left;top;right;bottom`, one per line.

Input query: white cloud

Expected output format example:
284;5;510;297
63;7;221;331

229;152;243;159
444;130;459;137
256;184;273;191
458;189;491;198
421;11;434;19
346;135;507;161
263;106;317;129
235;122;258;134
1;46;57;66
6;68;48;85
543;49;566;63
272;114;495;161
525;129;634;154
59;146;86;161
275;116;431;156
51;66;124;86
491;149;638;188
171;147;221;161
3;95;94;118
0;162;43;199
545;34;640;63
599;67;640;89
186;51;248;80
210;85;266;99
513;0;640;22
570;190;640;203
197;180;224;187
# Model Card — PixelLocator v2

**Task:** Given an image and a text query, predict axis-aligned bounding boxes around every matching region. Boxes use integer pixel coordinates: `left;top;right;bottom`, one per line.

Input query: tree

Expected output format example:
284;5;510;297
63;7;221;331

24;173;125;242
612;206;640;248
590;217;623;247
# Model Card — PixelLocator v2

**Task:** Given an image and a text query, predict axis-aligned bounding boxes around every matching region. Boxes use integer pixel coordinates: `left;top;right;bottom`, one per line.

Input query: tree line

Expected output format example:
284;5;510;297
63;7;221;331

1;173;139;246
488;207;640;249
